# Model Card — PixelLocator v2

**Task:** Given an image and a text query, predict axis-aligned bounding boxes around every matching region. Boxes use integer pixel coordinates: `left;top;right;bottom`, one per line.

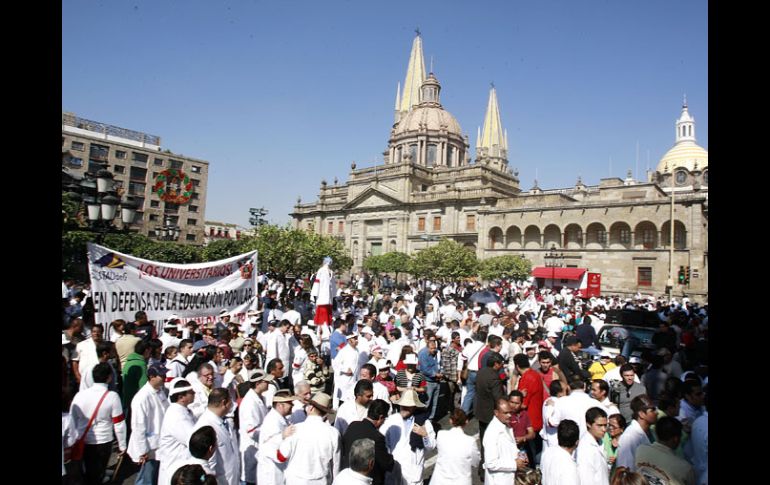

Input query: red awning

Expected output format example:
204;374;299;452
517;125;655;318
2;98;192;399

532;267;587;280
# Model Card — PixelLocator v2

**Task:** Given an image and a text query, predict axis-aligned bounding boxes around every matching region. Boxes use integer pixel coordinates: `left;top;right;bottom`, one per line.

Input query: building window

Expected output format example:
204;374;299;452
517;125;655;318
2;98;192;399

68;157;83;168
133;197;144;209
371;242;383;256
153;158;163;166
427;144;437;166
187;218;197;226
170;159;184;169
128;182;146;196
115;150;127;159
642;228;655;249
132;152;148;164
338;221;344;233
150;200;159;208
675;170;687;186
149;214;159;221
164;203;179;213
409;144;418;162
191;193;199;200
466;214;475;231
130;167;147;181
328;221;334;234
113;165;124;174
433;216;441;231
418;217;425;231
89;144;109;160
191;165;201;173
189;205;198;212
446;145;454;167
191;178;200;187
597;229;607;244
307;222;314;231
620;228;631;245
71;141;84;151
703;170;708;185
186;234;197;241
638;267;652;287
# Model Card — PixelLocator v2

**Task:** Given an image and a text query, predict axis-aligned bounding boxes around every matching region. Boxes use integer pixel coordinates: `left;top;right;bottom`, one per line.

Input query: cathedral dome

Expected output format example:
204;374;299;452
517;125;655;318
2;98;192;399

657;141;708;173
393;105;463;137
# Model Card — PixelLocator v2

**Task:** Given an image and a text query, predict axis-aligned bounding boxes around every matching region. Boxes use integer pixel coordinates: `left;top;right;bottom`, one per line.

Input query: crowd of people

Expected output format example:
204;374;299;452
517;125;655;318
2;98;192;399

61;261;708;485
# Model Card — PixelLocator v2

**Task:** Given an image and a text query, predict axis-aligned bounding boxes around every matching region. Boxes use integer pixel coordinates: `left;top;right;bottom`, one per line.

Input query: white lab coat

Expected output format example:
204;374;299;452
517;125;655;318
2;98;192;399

333;400;368;436
238;389;268;483
549;390;604;439
265;330;292;377
482;417;519;485
257;409;290;485
279;414;341;485
164;457;213;485
333;344;361;408
333;467;374;485
194;409;240;485
188;376;212;419
127;383;169;462
381;413;436;485
157;403;196;485
429;426;480;485
615;420;650;471
577;434;610;485
541;446;580;485
311;264;337;306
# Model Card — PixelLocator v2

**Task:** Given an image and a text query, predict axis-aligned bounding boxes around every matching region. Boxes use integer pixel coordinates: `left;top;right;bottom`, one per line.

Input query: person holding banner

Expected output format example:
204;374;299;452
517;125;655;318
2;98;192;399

311;257;337;330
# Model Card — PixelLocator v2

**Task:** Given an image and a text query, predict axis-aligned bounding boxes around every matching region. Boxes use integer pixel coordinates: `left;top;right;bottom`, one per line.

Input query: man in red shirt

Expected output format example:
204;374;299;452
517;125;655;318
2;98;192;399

513;353;545;466
508;390;536;463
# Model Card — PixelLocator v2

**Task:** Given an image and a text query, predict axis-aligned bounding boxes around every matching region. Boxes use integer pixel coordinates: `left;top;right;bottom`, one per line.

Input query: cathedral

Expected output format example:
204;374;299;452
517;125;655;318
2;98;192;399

290;35;708;300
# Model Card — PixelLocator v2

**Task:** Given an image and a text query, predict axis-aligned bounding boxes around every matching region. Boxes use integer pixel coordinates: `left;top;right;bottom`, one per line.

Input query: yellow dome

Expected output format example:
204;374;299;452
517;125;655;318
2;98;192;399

393;106;463;137
656;141;708;173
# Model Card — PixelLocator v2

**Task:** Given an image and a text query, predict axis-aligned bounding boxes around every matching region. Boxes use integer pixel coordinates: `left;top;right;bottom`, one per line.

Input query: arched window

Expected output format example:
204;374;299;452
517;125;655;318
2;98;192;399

427;144;437;166
409;144;418;162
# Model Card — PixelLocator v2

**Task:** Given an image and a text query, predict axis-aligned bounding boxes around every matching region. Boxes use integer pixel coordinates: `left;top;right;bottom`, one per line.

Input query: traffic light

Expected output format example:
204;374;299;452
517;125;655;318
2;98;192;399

678;266;685;284
685;266;690;285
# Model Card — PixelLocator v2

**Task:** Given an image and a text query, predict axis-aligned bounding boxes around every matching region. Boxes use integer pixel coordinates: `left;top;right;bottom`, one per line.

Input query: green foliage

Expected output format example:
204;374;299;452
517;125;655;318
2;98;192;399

201;238;247;262
409;239;478;280
478;255;532;281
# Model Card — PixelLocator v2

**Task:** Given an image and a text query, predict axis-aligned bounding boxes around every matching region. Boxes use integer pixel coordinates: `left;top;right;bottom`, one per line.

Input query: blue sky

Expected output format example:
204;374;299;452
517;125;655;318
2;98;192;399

62;0;708;227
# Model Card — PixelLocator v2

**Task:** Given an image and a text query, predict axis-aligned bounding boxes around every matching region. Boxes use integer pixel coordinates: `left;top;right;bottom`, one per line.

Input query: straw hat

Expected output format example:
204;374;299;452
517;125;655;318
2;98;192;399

392;389;426;408
306;392;333;414
272;389;298;403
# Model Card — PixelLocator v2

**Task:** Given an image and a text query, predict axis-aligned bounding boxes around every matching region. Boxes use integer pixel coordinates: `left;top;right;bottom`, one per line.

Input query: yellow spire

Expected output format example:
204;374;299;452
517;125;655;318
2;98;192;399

399;34;426;113
479;85;507;159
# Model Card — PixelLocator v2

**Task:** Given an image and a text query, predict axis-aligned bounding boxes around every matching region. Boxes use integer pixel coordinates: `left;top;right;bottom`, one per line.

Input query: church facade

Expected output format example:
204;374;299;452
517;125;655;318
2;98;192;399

290;35;708;300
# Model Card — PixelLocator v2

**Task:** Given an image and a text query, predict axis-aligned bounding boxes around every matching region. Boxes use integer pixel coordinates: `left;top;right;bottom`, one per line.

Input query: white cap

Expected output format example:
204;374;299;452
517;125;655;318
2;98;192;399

361;327;375;336
403;353;418;365
376;359;391;371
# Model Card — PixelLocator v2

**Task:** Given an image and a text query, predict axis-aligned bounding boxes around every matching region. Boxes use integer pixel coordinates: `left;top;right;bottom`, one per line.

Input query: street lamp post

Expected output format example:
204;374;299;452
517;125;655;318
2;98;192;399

155;216;181;242
543;244;564;288
64;161;138;242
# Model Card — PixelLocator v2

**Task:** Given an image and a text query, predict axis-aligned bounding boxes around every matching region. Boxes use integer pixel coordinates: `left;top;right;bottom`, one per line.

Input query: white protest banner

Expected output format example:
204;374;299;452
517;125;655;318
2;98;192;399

87;242;257;327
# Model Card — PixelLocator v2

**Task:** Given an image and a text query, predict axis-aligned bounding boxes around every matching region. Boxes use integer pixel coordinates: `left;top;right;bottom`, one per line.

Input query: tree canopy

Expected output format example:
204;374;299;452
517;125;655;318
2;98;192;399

478;254;532;281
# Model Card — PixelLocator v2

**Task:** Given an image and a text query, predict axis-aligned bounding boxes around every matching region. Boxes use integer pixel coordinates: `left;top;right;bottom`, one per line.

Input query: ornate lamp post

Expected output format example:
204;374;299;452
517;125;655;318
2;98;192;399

156;216;181;241
543;244;564;286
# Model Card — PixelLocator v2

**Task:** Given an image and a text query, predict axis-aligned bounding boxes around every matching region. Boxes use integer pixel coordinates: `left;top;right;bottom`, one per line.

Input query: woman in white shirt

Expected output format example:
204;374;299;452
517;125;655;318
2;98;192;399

429;409;480;485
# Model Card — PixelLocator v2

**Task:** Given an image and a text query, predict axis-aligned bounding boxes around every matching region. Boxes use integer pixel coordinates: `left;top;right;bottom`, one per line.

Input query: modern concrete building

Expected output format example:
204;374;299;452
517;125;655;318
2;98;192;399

290;35;708;300
62;112;209;245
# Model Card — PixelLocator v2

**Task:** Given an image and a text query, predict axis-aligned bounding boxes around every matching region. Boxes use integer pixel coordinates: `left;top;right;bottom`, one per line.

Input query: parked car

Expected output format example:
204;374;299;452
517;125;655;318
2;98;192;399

597;324;658;358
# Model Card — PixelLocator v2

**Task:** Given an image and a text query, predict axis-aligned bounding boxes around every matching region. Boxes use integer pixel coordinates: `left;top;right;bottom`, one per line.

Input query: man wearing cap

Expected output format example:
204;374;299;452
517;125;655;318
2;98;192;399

193;388;240;485
544;331;561;357
157;379;198;485
278;391;342;484
588;351;617;380
160;317;181;352
257;389;296;485
380;389;436;485
127;363;169;485
312;256;338;330
238;369;274;485
333;332;362;410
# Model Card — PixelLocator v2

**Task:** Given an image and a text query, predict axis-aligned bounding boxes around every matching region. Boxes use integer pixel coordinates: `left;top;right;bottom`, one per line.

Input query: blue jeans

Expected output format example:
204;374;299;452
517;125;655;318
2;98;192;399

425;381;440;420
134;459;159;485
461;371;477;415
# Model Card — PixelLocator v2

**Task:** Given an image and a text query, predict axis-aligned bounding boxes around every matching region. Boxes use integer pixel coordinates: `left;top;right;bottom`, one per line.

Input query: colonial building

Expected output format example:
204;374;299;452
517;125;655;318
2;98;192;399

62;112;209;244
290;35;707;299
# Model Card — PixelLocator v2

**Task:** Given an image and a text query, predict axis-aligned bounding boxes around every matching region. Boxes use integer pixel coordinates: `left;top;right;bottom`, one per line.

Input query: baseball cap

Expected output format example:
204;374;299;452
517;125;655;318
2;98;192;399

147;363;168;378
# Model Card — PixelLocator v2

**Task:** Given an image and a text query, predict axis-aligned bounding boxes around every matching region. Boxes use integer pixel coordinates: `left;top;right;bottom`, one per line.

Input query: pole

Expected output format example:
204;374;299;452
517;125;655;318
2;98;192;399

667;188;675;299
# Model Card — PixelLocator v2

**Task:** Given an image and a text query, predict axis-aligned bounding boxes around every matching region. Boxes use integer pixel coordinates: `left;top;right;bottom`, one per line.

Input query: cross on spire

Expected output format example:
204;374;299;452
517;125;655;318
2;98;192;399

415;27;421;37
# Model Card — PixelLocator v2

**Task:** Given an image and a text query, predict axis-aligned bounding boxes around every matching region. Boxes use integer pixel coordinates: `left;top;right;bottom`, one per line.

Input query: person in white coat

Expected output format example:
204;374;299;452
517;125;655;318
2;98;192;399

548;379;604;439
428;409;480;485
540;419;580;485
334;379;374;436
164;425;216;484
380;390;436;485
278;392;341;485
482;399;527;485
157;379;198;485
576;407;610;485
311;257;337;330
192;388;240;485
238;369;274;485
333;332;362;410
188;363;216;419
257;390;297;485
265;320;293;378
127;364;169;485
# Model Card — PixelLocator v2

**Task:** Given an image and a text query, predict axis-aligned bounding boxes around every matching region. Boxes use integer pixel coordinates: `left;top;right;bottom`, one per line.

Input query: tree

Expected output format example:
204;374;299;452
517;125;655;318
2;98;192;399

478;255;532;281
379;251;411;283
409;239;478;281
202;238;248;262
